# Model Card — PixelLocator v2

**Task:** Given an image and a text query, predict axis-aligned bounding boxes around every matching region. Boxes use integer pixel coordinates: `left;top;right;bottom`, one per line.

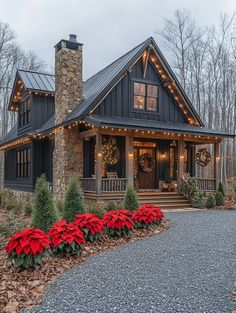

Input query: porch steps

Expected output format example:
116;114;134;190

84;191;191;210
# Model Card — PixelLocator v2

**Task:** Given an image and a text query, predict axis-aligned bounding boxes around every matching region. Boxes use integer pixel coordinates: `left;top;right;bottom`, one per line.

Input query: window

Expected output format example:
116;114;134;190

133;82;158;111
19;97;31;128
16;148;30;178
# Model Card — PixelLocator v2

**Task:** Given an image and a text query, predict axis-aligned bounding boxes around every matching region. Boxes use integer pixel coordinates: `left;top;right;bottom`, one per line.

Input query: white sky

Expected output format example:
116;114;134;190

1;0;236;79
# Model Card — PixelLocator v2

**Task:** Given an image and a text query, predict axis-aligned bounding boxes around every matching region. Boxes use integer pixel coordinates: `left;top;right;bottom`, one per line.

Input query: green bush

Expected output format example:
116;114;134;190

206;194;216;209
218;182;225;197
215;191;225;206
4;198;19;211
123;185;139;211
105;200;118;211
24;201;33;216
31;174;57;232
55;198;64;220
0;211;27;238
87;204;106;218
192;192;205;208
63;176;85;222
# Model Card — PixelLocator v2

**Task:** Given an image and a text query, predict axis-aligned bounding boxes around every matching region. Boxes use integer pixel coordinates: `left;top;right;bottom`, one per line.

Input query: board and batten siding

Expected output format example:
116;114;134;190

94;58;187;124
31;95;54;131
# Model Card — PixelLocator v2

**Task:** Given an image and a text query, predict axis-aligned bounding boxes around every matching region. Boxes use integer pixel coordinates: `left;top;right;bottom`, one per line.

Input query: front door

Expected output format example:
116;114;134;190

137;147;156;189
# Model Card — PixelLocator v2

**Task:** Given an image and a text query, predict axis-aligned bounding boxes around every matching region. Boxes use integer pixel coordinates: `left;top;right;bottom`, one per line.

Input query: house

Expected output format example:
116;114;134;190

0;35;234;207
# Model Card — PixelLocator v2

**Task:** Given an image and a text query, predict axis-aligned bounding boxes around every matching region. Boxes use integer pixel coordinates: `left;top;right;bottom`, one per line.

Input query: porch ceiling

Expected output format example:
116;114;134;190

84;115;235;139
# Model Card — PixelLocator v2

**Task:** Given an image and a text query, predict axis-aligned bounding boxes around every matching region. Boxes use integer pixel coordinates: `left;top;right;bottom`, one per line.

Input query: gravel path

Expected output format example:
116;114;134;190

24;211;236;313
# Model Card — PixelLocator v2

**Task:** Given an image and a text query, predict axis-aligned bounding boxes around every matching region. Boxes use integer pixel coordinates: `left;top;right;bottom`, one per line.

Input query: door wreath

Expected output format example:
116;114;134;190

195;148;211;167
139;153;153;173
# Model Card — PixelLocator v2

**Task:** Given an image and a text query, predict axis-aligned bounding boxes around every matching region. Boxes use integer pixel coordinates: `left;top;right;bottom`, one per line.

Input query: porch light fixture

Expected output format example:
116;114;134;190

128;153;133;158
161;153;166;159
180;155;184;159
216;156;220;161
97;152;102;157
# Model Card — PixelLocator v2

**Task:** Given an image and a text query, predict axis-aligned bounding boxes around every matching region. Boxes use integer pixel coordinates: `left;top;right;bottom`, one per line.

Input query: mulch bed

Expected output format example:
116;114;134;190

0;215;171;313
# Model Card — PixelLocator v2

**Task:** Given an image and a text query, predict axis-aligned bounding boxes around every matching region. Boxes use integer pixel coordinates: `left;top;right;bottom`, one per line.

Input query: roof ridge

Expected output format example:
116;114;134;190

84;37;153;83
18;68;55;76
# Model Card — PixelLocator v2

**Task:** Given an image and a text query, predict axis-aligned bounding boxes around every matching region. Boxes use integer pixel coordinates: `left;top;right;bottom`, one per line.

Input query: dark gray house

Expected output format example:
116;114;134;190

0;35;234;208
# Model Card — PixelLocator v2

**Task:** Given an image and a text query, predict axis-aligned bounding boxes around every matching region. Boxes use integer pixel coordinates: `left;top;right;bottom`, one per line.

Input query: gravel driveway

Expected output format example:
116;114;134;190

24;211;236;313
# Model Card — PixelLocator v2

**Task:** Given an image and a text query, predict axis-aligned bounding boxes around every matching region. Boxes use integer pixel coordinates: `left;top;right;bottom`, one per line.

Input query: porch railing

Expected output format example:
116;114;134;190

196;178;216;191
101;178;127;192
80;178;96;192
80;177;127;192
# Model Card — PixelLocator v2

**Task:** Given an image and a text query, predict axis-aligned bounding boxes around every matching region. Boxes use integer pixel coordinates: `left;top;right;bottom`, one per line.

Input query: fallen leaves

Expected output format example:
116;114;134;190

0;218;171;312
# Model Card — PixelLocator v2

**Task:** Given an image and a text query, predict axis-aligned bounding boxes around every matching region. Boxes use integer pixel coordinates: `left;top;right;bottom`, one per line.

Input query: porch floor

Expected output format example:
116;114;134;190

84;191;191;210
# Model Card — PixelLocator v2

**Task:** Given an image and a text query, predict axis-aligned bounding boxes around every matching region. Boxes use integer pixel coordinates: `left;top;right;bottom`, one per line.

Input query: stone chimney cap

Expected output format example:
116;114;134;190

69;34;77;42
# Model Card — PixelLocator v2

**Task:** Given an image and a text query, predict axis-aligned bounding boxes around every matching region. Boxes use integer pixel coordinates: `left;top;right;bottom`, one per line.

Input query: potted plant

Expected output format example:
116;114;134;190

161;169;175;192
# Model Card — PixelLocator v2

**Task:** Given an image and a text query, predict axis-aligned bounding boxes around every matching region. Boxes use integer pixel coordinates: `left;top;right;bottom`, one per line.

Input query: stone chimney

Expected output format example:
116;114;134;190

55;34;83;124
53;34;83;198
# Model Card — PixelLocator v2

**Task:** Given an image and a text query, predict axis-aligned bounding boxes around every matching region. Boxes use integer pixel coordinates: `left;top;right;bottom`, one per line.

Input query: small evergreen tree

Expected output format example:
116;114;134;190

123;185;139;211
206;194;216;209
63;176;85;222
215;191;225;206
218;182;225;197
31;174;57;232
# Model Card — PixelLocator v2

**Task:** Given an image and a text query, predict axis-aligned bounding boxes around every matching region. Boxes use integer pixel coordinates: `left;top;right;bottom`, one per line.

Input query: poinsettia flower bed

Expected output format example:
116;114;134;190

5;228;50;269
0;208;170;313
102;210;134;237
75;213;104;241
141;204;165;221
48;220;86;256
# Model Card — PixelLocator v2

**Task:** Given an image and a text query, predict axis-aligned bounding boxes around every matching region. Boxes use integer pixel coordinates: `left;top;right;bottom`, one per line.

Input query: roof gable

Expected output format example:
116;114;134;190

65;37;204;127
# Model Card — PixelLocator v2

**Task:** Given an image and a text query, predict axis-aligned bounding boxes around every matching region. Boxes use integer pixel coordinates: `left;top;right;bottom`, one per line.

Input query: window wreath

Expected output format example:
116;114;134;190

195;148;211;167
139;153;153;173
101;137;120;165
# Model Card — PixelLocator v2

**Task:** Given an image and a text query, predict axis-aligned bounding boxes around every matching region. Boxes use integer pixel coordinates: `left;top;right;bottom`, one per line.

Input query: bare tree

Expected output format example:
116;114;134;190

157;10;236;188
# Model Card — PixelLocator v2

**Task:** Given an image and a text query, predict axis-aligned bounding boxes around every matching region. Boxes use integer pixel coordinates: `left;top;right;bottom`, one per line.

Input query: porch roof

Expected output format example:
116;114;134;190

84;115;235;138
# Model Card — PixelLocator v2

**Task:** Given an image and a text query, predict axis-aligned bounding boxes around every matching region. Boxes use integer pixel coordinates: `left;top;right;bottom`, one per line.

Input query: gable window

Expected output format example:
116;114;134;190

133;82;158;111
16;148;30;178
19;97;31;128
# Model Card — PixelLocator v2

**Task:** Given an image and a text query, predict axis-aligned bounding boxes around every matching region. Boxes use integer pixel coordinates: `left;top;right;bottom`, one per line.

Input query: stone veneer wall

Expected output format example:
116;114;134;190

0;150;4;191
53;127;83;198
53;38;83;198
55;41;83;124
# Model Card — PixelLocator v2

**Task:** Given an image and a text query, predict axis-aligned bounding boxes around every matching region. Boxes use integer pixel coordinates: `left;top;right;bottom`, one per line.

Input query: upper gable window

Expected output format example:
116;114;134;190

19;97;31;128
133;82;158;112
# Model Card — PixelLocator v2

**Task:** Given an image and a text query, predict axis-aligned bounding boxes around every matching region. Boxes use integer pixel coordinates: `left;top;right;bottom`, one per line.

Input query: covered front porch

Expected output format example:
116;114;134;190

79;126;221;198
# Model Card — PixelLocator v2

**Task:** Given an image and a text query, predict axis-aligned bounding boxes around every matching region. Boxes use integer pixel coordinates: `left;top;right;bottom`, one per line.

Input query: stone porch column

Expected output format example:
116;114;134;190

214;142;220;190
177;139;185;192
96;133;102;195
125;134;134;187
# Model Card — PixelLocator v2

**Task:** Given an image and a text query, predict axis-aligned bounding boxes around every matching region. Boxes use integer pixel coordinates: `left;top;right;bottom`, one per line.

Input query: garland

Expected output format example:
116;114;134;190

101;137;120;165
139;153;153;173
195;148;211;167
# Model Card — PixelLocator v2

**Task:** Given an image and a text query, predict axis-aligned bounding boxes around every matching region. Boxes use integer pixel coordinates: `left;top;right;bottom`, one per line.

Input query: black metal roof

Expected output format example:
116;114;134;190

84;115;235;138
18;69;55;92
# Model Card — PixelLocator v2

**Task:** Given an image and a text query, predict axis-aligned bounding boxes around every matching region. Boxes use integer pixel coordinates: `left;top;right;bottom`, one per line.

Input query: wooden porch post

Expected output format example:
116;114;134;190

214;142;220;190
177;139;185;192
125;134;134;187
96;133;102;195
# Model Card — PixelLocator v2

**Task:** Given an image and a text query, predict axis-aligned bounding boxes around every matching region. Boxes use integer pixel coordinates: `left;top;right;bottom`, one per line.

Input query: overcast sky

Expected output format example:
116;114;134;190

1;0;236;79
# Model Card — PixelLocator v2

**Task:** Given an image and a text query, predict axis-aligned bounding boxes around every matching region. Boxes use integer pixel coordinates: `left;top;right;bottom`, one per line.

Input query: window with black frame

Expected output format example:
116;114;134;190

19;97;31;128
16;148;30;178
133;82;158;111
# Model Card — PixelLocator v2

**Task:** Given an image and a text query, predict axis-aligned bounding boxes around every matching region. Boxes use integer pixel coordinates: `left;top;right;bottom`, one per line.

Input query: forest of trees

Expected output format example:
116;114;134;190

157;10;236;188
0;10;235;189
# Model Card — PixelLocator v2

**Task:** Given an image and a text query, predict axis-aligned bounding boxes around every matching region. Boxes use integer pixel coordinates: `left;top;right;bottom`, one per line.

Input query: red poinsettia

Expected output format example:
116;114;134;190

48;220;86;256
132;207;156;228
102;210;133;237
75;213;104;241
5;228;51;269
139;204;164;222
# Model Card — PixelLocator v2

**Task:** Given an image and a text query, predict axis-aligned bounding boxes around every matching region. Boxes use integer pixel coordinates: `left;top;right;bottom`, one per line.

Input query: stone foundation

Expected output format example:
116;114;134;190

2;188;33;202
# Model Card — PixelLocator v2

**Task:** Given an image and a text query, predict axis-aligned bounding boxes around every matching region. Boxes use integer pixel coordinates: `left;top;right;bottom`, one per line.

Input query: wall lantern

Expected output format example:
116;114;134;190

216;156;220;161
97;152;102;158
180;155;184;160
128;153;133;158
161;153;166;159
